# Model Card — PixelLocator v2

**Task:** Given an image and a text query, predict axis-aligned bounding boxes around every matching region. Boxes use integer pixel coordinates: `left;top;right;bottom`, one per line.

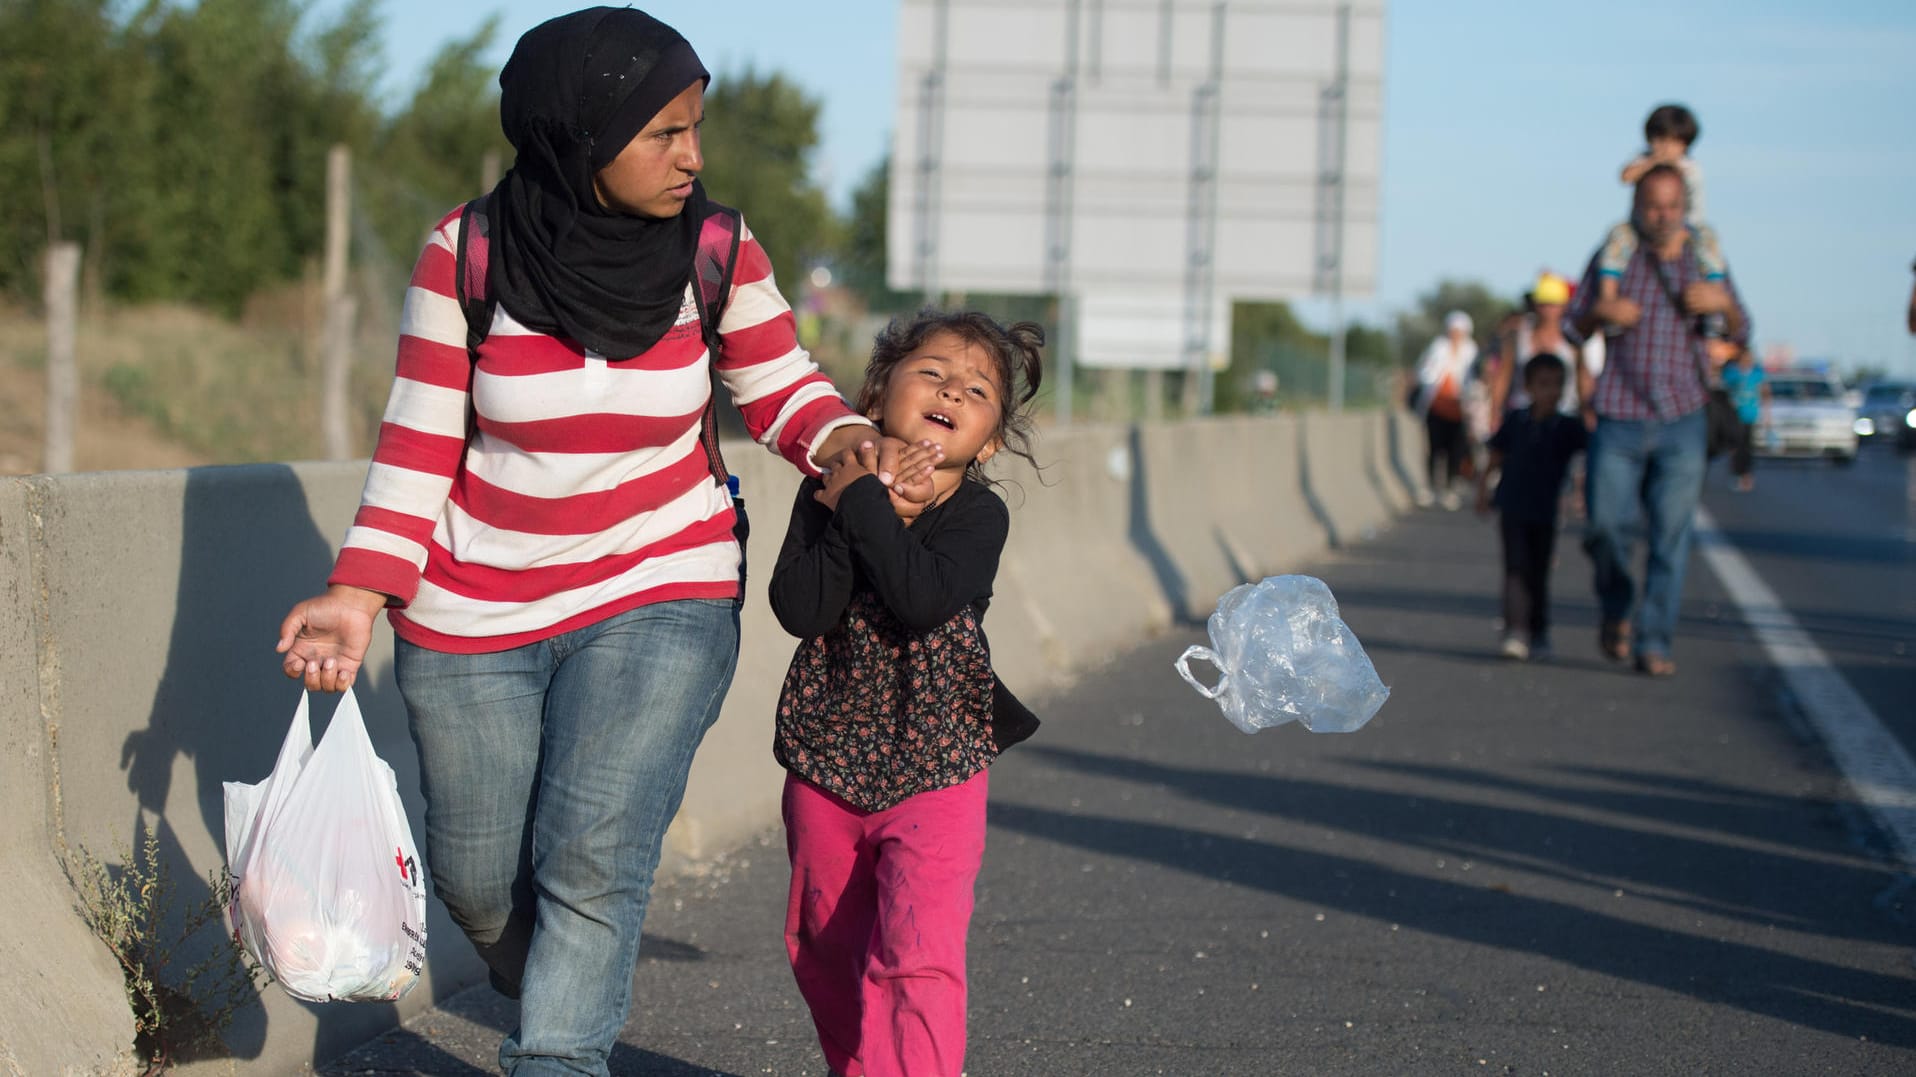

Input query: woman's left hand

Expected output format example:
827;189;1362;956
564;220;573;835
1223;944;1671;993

814;450;873;512
813;426;945;489
813;425;893;483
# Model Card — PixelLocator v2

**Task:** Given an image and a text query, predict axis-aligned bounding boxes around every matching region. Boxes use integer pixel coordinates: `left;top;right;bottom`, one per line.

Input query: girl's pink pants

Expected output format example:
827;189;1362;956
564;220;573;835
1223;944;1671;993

781;770;988;1077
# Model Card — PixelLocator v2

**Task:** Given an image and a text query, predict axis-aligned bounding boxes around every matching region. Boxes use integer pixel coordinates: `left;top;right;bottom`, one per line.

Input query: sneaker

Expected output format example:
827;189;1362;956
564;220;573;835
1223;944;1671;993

1440;490;1463;511
1414;490;1436;508
1528;636;1553;662
1499;634;1530;661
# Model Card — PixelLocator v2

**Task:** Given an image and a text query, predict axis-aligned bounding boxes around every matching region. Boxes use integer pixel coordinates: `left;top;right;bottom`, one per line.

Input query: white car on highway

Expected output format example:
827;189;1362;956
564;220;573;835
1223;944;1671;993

1756;369;1857;465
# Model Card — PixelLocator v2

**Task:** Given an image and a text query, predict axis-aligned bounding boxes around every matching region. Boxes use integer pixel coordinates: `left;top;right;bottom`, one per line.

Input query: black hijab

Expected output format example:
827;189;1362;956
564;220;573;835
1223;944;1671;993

488;7;711;360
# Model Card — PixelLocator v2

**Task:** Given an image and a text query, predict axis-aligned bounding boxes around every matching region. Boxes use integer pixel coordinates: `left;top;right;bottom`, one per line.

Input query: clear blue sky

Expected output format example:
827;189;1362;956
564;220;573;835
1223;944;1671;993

327;0;1916;376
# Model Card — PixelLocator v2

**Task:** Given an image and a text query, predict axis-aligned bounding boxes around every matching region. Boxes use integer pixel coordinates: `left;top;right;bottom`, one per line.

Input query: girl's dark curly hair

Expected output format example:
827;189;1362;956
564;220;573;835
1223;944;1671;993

855;308;1045;484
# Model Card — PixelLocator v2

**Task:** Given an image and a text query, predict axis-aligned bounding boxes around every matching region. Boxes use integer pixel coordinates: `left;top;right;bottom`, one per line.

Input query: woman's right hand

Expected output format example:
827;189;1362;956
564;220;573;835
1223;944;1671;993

276;584;385;693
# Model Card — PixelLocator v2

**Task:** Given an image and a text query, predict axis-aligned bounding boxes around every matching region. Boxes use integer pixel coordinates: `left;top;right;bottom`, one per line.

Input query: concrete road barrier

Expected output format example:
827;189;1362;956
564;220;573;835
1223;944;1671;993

0;409;1419;1075
0;478;137;1077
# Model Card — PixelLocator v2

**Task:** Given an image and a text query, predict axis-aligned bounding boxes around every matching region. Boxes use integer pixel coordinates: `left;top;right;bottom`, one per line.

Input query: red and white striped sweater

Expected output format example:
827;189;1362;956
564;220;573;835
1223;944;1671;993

327;207;863;653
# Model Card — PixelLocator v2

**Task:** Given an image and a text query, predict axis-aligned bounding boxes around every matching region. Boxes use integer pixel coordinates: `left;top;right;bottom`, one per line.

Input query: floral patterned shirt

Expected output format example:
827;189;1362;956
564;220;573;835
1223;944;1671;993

768;475;1021;812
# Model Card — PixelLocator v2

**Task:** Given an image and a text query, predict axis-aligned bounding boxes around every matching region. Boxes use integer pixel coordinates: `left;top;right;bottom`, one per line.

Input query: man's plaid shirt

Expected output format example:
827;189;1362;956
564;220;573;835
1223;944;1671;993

1563;232;1751;421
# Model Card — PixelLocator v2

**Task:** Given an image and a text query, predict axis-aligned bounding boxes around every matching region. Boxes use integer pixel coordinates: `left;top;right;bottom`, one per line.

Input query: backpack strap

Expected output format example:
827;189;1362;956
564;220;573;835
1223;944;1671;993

453;195;496;355
689;204;743;488
454;194;744;495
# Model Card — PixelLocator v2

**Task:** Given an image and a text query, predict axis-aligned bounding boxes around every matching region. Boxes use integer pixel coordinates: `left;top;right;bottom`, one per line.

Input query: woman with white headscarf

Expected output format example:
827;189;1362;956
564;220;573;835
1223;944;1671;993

1411;310;1478;508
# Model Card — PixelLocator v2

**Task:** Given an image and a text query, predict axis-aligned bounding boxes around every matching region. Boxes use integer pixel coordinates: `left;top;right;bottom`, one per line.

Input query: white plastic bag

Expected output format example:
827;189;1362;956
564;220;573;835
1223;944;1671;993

1175;575;1390;734
223;689;428;1003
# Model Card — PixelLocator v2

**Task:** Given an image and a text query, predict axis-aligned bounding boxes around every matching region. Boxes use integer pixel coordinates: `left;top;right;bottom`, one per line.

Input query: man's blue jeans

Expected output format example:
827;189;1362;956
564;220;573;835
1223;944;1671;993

395;599;741;1076
1582;409;1707;660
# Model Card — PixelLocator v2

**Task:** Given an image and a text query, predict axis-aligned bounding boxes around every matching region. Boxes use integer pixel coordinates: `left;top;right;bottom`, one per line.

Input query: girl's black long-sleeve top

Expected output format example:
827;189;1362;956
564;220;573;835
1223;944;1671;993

769;474;1037;811
770;474;1006;636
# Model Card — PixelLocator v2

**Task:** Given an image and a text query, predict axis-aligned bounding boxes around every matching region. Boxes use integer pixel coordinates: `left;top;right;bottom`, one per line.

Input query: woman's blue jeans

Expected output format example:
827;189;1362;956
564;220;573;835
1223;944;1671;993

395;599;740;1076
1582;409;1707;660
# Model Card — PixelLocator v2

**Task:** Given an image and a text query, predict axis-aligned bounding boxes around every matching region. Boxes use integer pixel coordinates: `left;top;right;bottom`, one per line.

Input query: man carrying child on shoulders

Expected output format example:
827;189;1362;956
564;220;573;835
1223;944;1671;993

1562;164;1751;678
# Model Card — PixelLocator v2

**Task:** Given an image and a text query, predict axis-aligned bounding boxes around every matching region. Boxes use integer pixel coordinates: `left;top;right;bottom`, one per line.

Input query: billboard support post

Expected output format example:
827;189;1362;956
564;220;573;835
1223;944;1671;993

1319;2;1352;412
912;0;950;305
1045;0;1082;424
1183;2;1226;416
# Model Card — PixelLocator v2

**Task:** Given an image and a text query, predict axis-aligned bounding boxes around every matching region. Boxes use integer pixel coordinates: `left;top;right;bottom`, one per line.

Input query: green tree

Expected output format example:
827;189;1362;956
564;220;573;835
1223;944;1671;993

0;0;392;311
362;18;509;269
1394;278;1517;370
157;0;396;312
0;6;860;340
1346;321;1394;367
1216;301;1395;412
697;67;835;304
836;155;914;313
0;0;393;311
0;0;132;295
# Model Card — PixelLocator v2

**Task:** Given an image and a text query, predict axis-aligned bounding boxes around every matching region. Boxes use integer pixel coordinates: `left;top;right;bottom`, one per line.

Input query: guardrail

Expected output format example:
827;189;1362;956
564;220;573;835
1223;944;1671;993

0;409;1425;1075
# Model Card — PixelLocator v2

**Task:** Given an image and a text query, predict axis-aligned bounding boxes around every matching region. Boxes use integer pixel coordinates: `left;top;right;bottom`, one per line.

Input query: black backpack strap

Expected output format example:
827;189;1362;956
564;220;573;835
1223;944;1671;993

460;196;744;481
453;195;495;356
693;203;743;355
1646;247;1713;389
689;203;744;488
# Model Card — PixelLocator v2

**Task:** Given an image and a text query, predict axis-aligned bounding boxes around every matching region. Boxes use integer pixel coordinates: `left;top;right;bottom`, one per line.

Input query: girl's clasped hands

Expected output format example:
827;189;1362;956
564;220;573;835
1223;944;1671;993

816;437;943;514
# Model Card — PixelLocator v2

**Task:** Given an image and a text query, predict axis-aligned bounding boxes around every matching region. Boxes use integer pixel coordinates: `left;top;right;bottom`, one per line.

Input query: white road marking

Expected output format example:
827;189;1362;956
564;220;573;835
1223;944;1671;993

1695;506;1916;870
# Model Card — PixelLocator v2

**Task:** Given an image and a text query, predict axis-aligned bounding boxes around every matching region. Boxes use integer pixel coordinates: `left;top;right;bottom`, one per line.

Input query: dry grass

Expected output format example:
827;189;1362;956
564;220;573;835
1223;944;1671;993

0;293;395;475
0;285;891;478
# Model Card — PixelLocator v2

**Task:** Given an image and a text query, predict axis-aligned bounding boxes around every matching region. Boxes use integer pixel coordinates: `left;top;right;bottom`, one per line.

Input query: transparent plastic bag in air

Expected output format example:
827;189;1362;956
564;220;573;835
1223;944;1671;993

1174;575;1389;734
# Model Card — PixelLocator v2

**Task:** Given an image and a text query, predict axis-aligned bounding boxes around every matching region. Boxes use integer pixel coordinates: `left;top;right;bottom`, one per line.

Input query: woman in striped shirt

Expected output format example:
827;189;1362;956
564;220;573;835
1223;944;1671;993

274;9;933;1073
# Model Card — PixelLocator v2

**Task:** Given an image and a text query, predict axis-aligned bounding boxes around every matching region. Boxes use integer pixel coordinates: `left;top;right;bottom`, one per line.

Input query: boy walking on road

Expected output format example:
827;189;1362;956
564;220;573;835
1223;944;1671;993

1476;353;1587;661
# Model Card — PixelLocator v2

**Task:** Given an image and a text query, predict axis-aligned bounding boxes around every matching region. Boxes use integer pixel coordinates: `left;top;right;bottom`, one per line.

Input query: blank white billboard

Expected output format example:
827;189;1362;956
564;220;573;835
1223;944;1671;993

889;0;1385;370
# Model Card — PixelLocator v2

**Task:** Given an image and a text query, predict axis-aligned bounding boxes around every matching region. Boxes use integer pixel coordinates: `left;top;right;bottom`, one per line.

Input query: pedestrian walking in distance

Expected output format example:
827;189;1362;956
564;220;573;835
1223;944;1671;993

1411;310;1478;509
1476;353;1588;661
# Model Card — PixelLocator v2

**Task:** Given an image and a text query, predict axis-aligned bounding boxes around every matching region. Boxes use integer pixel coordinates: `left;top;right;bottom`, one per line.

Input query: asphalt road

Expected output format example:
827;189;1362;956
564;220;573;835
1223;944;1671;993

323;478;1916;1077
1699;443;1916;762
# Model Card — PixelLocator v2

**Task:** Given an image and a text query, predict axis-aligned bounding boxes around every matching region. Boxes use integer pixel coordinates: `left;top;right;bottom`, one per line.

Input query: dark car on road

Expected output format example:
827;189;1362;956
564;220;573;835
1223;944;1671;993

1856;382;1916;450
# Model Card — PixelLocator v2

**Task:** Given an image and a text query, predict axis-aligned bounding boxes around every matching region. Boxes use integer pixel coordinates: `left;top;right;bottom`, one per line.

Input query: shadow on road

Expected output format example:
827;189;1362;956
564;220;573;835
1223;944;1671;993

1125;424;1196;625
314;930;726;1076
997;743;1916;1047
323;1038;747;1077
